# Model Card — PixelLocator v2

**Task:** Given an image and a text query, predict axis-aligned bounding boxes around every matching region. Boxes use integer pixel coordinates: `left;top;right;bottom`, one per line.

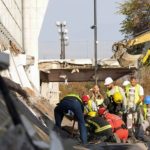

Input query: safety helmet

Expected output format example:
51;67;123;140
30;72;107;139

81;95;90;103
122;80;130;86
113;92;123;104
144;96;150;104
104;77;113;85
87;111;97;117
98;107;106;115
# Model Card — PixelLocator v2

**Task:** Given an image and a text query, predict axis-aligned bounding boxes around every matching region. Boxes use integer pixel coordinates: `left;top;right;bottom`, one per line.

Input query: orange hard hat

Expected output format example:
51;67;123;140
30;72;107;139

82;95;90;103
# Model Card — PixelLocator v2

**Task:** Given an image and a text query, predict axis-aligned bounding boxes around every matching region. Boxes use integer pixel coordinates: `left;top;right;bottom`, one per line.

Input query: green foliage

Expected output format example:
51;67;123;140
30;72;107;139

118;0;150;36
139;66;150;95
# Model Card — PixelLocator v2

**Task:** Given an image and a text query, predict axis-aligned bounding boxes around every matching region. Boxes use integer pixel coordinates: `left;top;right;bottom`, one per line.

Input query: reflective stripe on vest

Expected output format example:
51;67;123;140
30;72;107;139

86;119;112;133
87;100;93;112
85;123;90;128
84;106;89;114
107;86;119;97
126;84;141;104
66;94;82;102
95;125;112;133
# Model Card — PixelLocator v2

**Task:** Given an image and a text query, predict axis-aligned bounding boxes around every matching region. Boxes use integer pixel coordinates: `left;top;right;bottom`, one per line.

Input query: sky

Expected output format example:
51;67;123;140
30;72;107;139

39;0;125;60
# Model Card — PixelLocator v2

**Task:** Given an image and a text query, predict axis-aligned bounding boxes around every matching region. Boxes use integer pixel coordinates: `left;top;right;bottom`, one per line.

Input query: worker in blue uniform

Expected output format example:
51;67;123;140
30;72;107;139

54;93;87;144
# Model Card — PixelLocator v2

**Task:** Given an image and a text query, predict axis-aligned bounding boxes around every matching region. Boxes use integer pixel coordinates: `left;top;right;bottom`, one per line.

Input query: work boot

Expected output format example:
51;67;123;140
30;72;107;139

113;133;121;143
128;129;135;137
128;129;138;143
138;135;150;142
135;125;150;142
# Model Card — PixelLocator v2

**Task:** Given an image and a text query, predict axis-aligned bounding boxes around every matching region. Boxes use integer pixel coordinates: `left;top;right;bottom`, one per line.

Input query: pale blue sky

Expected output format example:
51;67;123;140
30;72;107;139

39;0;125;59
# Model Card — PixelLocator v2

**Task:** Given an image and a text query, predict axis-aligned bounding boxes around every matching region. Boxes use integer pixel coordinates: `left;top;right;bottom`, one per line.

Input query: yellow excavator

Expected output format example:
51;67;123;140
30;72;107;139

112;30;150;68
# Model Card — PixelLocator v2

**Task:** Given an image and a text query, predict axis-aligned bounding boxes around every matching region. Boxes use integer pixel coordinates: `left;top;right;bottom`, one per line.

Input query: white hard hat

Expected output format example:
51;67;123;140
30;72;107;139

104;77;113;85
122;80;130;86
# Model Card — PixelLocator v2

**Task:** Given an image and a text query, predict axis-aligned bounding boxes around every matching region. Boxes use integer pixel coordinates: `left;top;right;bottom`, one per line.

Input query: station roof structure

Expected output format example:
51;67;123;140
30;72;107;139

39;59;136;82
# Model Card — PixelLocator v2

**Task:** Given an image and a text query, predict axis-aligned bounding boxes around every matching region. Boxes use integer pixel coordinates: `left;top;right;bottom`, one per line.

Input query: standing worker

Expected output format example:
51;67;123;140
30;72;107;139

104;77;127;116
54;93;87;144
125;76;144;133
122;80;130;123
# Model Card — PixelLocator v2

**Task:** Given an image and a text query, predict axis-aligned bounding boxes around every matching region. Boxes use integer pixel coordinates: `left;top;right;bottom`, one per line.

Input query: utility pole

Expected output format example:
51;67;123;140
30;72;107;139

92;0;98;85
56;21;69;59
60;24;64;59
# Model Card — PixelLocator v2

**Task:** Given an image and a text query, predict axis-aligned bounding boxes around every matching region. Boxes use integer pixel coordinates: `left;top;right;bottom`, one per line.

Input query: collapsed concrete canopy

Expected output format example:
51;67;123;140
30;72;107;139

39;59;136;82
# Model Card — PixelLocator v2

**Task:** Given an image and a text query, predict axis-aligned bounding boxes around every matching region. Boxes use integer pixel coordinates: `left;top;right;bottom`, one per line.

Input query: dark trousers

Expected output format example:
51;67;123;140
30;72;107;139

87;127;114;142
54;98;87;144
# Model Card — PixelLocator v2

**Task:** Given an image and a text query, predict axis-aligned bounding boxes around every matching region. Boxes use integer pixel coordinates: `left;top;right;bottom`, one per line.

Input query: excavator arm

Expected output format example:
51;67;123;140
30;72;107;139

127;31;150;47
112;30;150;68
141;48;150;66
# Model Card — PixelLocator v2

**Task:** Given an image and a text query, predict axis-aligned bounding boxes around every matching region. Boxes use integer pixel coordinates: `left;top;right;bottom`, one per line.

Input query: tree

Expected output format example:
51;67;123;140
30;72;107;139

118;0;150;37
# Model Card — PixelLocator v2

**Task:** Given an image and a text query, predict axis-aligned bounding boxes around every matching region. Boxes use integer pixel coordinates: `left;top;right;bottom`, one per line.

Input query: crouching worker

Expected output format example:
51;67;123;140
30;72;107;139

98;106;128;143
136;96;150;142
85;113;115;143
54;93;87;144
82;95;97;116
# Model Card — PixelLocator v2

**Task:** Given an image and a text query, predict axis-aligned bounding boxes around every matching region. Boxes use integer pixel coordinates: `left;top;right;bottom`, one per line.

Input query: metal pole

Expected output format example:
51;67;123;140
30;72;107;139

62;32;65;59
63;38;65;59
94;0;98;85
60;24;63;59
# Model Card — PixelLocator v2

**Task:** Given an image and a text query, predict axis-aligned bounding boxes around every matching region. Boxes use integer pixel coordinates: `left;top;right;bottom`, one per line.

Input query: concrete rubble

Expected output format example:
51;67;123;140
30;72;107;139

0;74;149;150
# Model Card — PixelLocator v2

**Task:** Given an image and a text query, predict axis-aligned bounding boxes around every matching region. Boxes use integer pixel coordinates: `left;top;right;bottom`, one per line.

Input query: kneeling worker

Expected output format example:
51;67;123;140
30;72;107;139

54;93;87;144
85;114;114;142
98;106;128;143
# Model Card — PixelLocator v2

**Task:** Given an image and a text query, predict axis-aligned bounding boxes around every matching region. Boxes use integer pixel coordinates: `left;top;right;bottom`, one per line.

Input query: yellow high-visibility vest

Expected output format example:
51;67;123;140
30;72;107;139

107;86;119;97
126;84;142;105
84;99;97;114
143;104;147;120
86;119;112;133
65;93;82;102
87;99;93;112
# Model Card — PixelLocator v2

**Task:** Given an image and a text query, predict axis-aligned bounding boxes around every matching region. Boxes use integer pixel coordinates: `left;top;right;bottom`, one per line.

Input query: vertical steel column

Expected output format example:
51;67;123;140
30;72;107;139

94;0;98;85
60;24;65;59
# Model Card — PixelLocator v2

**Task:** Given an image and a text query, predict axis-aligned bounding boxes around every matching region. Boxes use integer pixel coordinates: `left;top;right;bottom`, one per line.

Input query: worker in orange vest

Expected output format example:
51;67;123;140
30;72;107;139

98;106;128;143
